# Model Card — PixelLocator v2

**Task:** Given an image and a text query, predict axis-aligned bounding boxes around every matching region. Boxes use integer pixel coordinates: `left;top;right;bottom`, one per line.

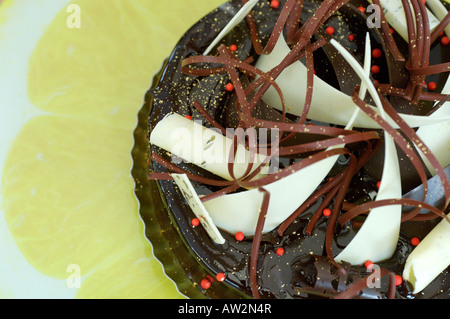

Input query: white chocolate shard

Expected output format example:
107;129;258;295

415;89;450;175
254;35;449;129
172;174;226;244
367;0;441;41
203;0;259;55
150;113;268;181
403;65;450;294
427;0;450;37
330;39;402;265
203;154;340;236
403;213;450;294
334;134;402;264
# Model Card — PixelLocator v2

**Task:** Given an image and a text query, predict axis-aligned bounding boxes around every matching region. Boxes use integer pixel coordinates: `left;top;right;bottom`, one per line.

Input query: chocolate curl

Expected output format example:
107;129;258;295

402;0;422;103
278;176;338;236
416;0;431;70
278;131;379;156
410;0;426;67
195;98;261;194
333;268;397;299
214;46;281;184
243;116;365;138
182;49;287;119
430;11;450;43
297;40;315;125
402;0;419;68
304;185;340;236
216;44;288;125
376;0;449;104
226;127;258;182
249;188;271;299
285;0;304;44
242;37;325;96
243;0;298;55
193;100;230;138
277;139;382;236
406;62;450;76
338;198;449;227
377;93;450;209
239;148;348;189
376;84;449;102
149;153;237;187
401;0;437;104
371;0;405;62
200;144;276;203
350;88;450;216
351;90;428;200
324;154;358;267
246;0;350;112
289;0;350;44
426;95;449;117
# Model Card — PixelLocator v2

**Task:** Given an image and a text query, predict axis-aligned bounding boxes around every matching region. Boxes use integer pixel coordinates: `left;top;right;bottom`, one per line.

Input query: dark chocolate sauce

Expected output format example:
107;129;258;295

136;0;450;299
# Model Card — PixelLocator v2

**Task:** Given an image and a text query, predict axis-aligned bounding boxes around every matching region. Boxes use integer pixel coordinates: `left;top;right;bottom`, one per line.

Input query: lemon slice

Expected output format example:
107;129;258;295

0;0;224;299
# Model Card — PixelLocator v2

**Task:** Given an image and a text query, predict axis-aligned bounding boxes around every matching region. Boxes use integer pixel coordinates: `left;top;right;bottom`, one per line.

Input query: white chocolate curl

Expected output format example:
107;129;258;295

403;214;450;294
254;35;450;129
329;38;402;265
150;113;267;181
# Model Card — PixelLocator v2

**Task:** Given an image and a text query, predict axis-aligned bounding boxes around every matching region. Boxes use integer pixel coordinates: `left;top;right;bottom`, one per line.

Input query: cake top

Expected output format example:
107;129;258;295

144;0;450;299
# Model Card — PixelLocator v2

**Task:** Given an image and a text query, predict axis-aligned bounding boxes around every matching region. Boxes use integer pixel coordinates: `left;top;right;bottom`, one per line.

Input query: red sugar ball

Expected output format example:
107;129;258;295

270;0;280;9
216;272;226;282
372;48;382;58
235;231;245;242
358;6;366;13
225;83;235;91
229;44;238;52
184;115;193;120
275;247;285;256
322;208;332;217
441;36;449;46
411;237;421;246
325;26;335;35
348;34;355;42
191;218;200;227
395;275;403;286
371;65;380;74
200;278;211;289
427;81;437;91
225;83;234;91
365;260;374;270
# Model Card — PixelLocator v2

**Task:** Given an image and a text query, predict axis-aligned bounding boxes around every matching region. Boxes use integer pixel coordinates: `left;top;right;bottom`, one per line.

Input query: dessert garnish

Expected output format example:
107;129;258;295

146;0;450;299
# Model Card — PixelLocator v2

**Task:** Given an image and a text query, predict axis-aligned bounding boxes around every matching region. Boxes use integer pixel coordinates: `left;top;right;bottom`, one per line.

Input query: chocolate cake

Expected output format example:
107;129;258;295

132;0;450;299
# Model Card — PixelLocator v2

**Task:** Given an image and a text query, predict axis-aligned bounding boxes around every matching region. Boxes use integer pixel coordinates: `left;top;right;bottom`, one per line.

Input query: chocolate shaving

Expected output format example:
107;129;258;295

372;0;405;62
431;11;450;44
249;188;271;299
333;267;397;299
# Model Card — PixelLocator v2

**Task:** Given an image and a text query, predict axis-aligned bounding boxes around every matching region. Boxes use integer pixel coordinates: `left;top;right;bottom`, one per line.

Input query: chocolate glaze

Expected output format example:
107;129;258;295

138;0;450;299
